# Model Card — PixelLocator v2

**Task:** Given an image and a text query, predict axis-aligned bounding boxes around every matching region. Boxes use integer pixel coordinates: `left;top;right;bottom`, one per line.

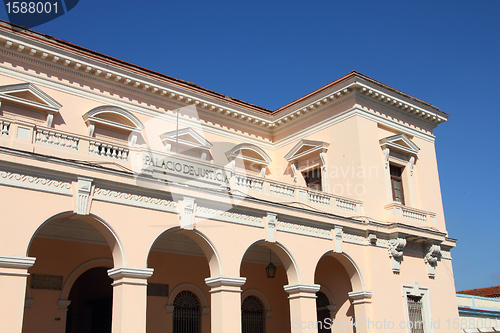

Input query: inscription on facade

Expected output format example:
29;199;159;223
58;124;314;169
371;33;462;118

142;152;230;185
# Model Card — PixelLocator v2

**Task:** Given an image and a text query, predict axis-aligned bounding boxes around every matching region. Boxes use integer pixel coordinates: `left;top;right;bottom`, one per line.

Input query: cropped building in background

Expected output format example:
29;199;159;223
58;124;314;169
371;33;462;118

0;21;460;333
457;286;500;333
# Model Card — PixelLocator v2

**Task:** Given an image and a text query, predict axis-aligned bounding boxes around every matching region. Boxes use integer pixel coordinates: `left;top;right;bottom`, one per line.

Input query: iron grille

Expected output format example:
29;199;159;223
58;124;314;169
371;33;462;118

242;296;265;333
407;295;424;333
173;291;201;333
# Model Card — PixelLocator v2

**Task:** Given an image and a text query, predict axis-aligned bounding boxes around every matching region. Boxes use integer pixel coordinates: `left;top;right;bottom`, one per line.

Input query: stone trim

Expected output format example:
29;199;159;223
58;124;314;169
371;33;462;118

348;290;373;304
0;255;36;269
284;283;320;299
0;169;72;195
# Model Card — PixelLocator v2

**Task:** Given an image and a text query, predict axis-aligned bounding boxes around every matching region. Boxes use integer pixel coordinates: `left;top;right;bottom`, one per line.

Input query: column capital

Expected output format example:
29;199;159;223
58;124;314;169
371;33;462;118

0;255;36;269
348;290;373;304
284;283;320;299
205;276;246;293
107;266;153;286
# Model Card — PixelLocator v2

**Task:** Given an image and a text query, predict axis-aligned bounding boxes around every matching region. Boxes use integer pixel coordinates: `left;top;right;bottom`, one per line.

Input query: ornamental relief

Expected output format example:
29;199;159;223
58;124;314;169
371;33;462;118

276;221;331;239
195;206;263;225
0;170;72;193
93;187;177;210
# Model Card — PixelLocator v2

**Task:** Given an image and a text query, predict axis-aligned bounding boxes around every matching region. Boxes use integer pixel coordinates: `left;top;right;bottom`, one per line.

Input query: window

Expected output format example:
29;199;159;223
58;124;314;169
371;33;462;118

380;134;419;206
407;295;424;333
242;296;265;333
390;164;405;204
173;291;201;333
285;139;329;191
403;284;431;333
303;168;322;191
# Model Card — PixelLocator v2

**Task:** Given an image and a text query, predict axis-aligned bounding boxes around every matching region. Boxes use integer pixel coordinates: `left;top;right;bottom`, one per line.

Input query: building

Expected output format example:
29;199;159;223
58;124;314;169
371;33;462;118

456;286;500;333
0;20;460;333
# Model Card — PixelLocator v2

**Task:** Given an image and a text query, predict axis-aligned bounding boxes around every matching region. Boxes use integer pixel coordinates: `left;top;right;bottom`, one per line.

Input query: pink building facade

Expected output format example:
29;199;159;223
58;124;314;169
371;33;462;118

0;21;459;333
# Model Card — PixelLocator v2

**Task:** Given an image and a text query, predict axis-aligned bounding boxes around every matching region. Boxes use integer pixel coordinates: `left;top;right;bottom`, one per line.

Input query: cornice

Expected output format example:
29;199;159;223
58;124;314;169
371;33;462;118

0;27;447;138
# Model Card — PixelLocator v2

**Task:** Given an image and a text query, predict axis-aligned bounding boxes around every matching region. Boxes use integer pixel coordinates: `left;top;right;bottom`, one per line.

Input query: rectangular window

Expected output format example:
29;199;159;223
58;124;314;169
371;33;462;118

390;164;405;204
303;168;322;191
407;295;424;333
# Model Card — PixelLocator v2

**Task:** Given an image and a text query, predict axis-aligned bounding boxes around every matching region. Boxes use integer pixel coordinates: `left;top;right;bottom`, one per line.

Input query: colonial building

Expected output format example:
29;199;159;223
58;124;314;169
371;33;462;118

0;21;460;333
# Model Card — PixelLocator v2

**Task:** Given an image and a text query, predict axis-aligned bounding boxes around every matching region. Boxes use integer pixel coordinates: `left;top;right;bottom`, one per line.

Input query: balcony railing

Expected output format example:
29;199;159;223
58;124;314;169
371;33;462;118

0;115;365;216
385;202;435;224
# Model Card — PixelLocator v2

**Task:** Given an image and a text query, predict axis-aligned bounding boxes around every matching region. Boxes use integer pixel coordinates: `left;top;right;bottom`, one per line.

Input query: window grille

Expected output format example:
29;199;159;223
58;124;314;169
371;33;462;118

173;291;201;333
242;295;265;333
407;295;424;333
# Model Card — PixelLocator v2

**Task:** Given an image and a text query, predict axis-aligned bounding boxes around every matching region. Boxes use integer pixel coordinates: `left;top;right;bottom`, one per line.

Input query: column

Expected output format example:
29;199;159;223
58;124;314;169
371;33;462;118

205;276;246;333
284;283;320;333
108;266;154;333
348;291;373;333
0;255;36;333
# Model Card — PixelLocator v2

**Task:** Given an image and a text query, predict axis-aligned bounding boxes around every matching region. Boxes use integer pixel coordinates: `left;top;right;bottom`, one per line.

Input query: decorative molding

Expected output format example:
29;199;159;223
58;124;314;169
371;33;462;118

107;266;154;286
0;255;36;269
205;276;246;293
161;127;213;151
276;221;332;240
180;197;195;230
343;232;368;246
348;290;373;304
0;169;72;195
284;139;329;162
424;243;441;278
440;249;452;260
226;143;271;166
333;225;343;253
388;237;407;273
380;133;420;156
93;187;177;212
195;206;263;227
266;213;277;243
284;283;320;299
76;177;92;215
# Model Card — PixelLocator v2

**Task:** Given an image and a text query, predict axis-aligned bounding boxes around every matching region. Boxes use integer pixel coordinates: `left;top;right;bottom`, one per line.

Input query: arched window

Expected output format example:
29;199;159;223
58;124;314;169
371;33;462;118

226;143;271;177
173;291;201;333
242;295;265;333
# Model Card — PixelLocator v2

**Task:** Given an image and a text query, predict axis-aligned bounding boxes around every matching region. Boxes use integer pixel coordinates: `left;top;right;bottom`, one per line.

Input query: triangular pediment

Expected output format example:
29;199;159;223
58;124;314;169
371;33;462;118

285;139;329;161
160;127;212;150
380;133;419;155
0;82;61;112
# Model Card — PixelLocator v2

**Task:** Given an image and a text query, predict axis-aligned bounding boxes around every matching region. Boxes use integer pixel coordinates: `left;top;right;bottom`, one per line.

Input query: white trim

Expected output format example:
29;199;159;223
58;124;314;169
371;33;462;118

160;127;213;150
284;139;329;162
83;105;144;133
226;143;272;165
348;290;373;304
107;266;154;280
402;283;433;333
0;82;61;112
0;255;36;269
284;283;320;299
205;276;247;288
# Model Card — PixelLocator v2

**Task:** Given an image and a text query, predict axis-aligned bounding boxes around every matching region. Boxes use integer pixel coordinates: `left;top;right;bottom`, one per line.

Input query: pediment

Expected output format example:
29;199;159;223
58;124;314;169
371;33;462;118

83;105;144;133
0;82;61;112
226;143;271;165
380;133;419;155
160;127;212;150
285;139;329;161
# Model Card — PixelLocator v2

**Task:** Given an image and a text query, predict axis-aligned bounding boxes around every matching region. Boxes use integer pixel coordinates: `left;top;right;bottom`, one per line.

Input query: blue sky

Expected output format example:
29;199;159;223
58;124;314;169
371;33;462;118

1;1;498;291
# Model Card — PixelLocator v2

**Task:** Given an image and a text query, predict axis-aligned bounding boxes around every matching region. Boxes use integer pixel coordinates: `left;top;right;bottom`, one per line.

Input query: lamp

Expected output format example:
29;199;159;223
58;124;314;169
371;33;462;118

265;249;277;278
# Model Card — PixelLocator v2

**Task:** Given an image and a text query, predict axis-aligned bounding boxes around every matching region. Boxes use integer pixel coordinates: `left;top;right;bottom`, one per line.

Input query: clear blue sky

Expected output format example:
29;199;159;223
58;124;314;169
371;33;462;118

1;1;498;291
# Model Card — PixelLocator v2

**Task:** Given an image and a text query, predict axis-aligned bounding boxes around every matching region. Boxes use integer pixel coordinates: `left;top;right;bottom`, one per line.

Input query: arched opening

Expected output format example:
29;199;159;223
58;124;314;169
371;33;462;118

240;242;296;332
172;290;201;333
316;291;331;333
242;295;265;333
65;267;113;333
315;252;364;333
22;213;121;333
147;228;215;333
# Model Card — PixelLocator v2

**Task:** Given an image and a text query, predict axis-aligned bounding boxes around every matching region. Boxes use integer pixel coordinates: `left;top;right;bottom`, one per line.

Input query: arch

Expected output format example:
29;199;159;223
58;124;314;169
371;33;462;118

26;211;126;267
226;143;272;165
318;285;335;308
60;258;113;301
147;227;222;277
315;251;365;292
167;283;209;310
84;105;144;131
239;240;300;285
242;288;271;313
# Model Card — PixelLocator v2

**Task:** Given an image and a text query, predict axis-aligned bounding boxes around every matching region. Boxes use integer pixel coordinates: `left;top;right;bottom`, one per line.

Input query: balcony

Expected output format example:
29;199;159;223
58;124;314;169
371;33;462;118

0;115;363;217
384;202;435;224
